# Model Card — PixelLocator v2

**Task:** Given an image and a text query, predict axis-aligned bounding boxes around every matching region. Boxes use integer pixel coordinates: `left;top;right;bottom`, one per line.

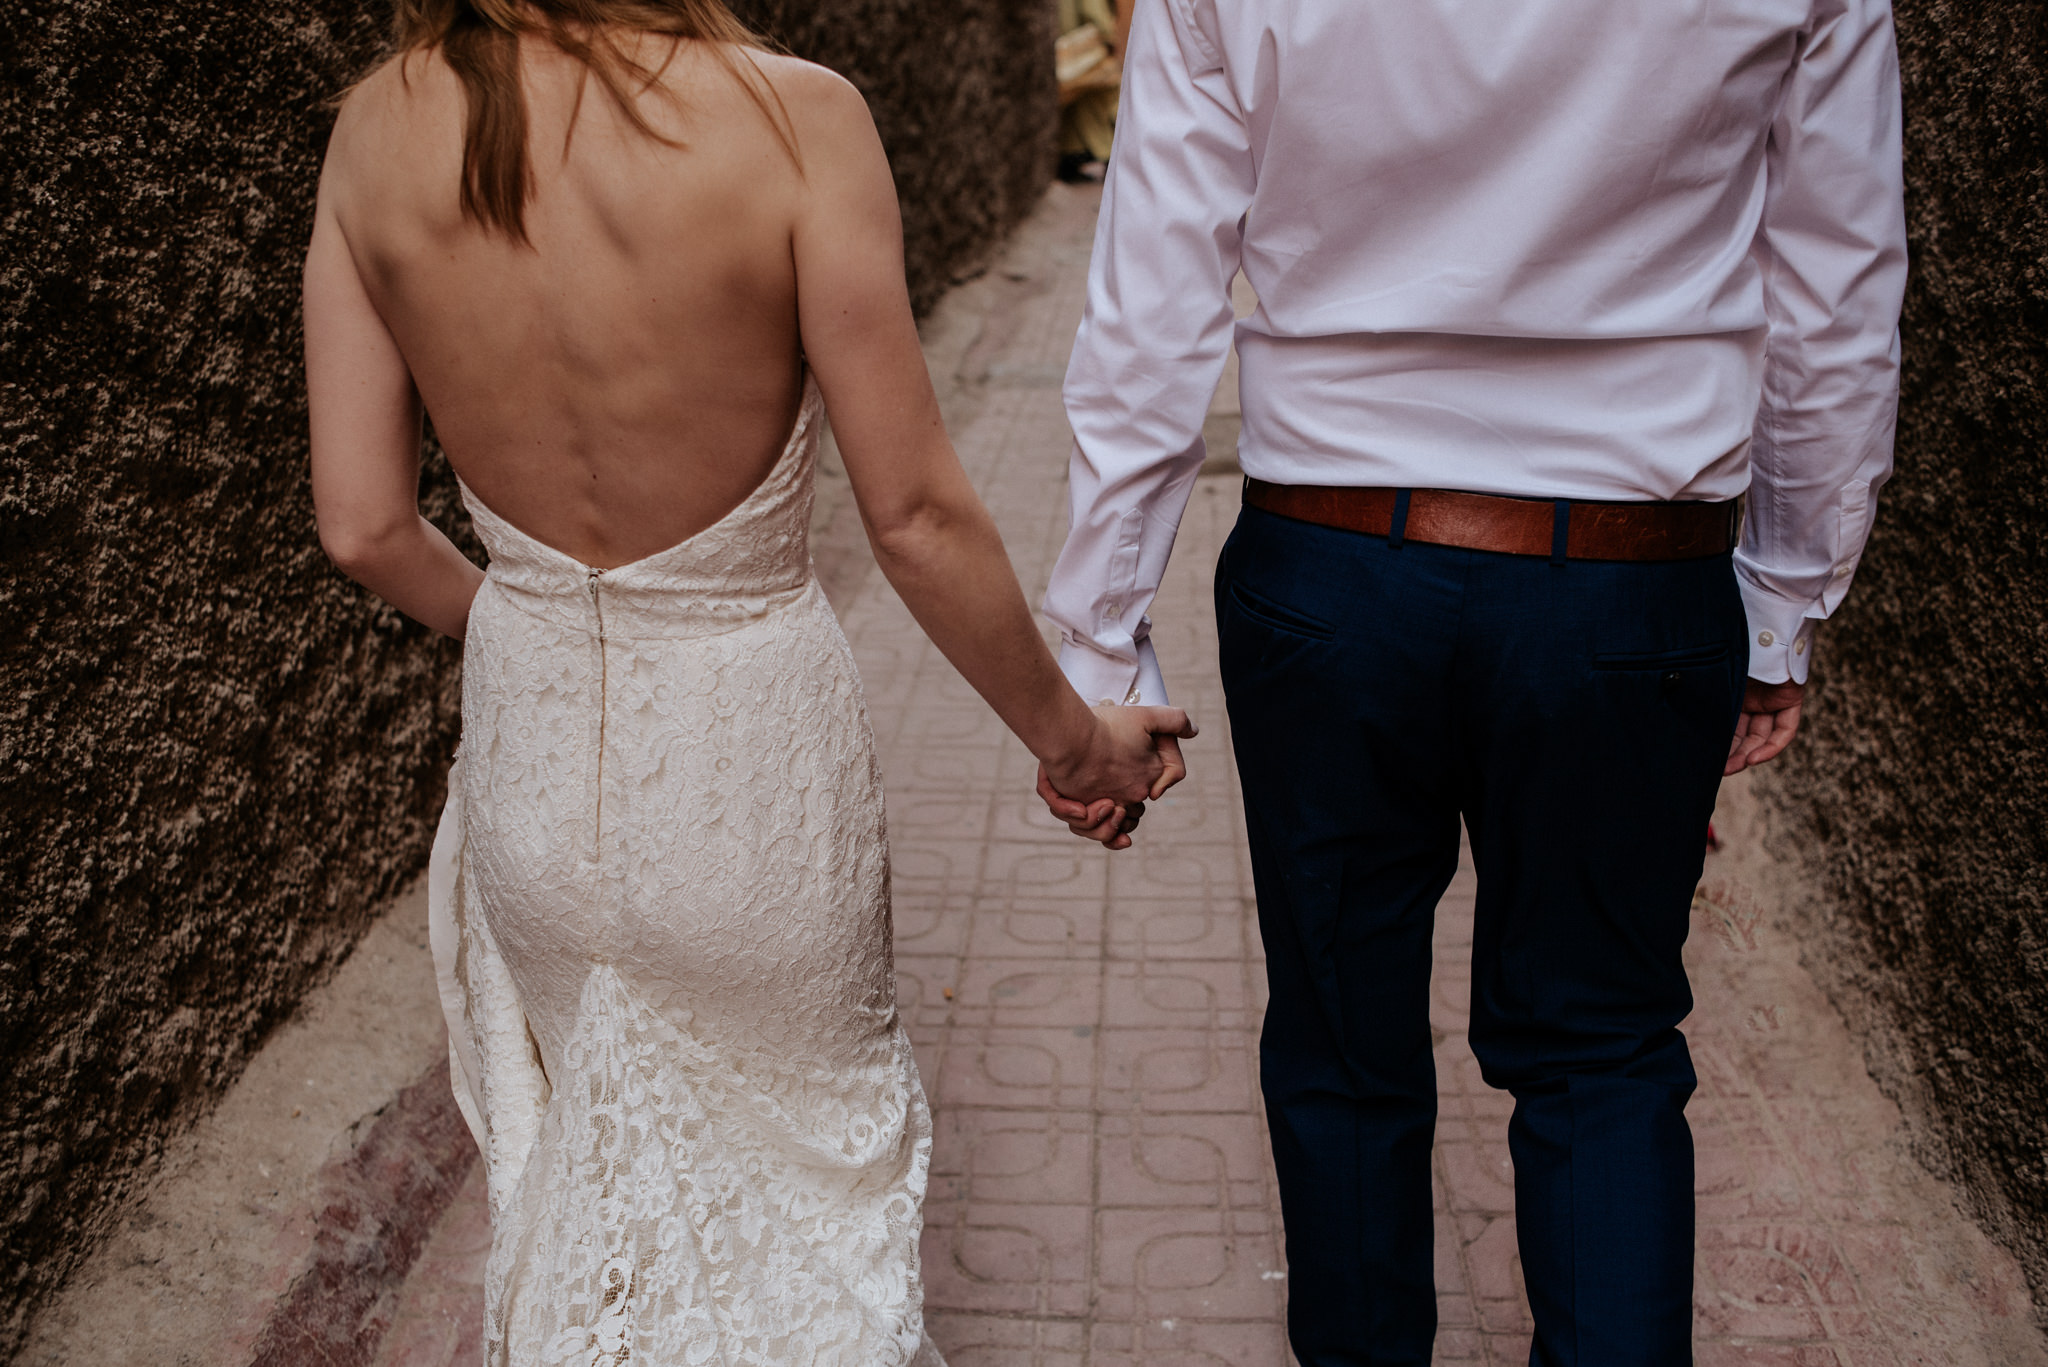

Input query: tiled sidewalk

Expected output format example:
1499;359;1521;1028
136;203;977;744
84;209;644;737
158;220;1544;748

370;184;2044;1367
849;204;1284;1360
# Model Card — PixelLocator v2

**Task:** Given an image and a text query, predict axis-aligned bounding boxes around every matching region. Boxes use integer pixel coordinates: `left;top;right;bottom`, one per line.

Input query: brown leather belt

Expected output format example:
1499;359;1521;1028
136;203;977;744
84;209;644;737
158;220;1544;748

1243;480;1739;562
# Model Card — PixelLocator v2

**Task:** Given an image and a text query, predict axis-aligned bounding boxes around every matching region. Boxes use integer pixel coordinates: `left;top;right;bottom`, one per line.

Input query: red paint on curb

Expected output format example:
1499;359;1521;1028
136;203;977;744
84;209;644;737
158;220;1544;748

247;1057;478;1367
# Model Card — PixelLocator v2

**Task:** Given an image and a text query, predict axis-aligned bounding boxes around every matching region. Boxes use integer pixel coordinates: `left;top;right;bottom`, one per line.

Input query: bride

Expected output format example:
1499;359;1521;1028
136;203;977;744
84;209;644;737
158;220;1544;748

302;1;1194;1361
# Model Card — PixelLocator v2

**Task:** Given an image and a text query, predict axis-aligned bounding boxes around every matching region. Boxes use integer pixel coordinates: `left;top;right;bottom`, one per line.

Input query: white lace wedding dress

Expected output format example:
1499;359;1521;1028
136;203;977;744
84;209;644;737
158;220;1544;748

426;376;944;1367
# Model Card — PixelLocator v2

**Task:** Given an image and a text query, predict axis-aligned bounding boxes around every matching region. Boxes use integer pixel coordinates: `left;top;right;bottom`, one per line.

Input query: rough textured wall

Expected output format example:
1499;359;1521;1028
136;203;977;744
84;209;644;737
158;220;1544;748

1759;0;2048;1305
0;2;1053;1352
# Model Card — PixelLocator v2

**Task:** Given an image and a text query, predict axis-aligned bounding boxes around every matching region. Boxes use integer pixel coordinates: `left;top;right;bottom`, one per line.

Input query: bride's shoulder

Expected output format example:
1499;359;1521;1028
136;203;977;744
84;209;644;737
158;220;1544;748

739;50;879;142
328;50;460;164
341;47;457;115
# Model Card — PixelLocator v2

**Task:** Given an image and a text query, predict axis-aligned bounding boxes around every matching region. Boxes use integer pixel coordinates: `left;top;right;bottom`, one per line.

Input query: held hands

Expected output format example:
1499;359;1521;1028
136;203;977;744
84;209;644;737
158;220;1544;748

1036;704;1199;851
1725;678;1805;776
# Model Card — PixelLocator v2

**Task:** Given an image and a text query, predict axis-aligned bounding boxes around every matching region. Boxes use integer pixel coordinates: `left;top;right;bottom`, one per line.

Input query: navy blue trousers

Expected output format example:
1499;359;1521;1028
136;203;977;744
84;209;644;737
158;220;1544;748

1215;504;1746;1367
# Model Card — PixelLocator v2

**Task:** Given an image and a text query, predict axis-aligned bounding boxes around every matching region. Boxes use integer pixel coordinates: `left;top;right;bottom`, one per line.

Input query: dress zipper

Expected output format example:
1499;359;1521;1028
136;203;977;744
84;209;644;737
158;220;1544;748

587;567;608;862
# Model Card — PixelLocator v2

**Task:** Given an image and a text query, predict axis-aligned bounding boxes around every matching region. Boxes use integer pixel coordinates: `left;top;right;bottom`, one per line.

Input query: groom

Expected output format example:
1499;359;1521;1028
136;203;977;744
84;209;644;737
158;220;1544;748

1038;0;1906;1362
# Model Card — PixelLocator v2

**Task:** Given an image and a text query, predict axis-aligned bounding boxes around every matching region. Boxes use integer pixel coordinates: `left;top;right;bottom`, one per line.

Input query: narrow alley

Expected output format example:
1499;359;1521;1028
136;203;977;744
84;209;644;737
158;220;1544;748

382;183;2042;1367
33;183;2040;1367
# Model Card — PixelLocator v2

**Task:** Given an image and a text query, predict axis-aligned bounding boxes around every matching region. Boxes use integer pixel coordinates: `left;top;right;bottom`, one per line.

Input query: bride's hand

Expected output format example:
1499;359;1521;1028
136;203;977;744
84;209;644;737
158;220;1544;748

1036;705;1198;850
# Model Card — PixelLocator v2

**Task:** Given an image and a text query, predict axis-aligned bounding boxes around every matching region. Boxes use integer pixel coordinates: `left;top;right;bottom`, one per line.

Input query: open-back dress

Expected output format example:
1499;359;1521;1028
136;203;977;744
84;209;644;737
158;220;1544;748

427;376;943;1366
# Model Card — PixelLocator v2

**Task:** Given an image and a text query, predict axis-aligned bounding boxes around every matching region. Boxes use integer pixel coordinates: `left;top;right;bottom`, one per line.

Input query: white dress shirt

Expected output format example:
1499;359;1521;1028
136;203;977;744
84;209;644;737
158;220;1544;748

1044;0;1907;704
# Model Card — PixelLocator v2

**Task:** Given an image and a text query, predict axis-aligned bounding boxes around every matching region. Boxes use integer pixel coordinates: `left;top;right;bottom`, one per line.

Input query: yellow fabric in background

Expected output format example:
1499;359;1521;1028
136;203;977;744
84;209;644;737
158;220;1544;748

1058;0;1121;161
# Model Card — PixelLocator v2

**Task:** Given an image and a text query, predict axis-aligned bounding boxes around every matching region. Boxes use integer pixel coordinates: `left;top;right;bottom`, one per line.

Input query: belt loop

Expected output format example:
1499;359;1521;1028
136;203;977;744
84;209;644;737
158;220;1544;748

1389;489;1412;549
1551;500;1571;566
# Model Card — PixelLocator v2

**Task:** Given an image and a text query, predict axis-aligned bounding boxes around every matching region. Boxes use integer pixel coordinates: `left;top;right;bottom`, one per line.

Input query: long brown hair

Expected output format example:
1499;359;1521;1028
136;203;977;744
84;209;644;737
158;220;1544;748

390;0;799;244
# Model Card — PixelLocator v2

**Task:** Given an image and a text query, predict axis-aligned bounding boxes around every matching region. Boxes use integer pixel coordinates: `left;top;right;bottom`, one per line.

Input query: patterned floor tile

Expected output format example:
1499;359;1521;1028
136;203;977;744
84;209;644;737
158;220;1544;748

1100;958;1254;1032
1095;1112;1272;1209
922;1201;1095;1317
967;897;1109;960
1087;1318;1292;1367
936;1025;1100;1112
932;1107;1096;1207
951;958;1105;1028
1096;1028;1259;1114
1094;1207;1286;1322
925;1312;1087;1367
1104;894;1256;963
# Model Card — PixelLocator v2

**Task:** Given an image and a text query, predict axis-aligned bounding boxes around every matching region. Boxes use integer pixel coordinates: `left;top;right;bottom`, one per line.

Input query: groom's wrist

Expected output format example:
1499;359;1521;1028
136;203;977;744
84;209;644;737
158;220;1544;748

1057;636;1143;709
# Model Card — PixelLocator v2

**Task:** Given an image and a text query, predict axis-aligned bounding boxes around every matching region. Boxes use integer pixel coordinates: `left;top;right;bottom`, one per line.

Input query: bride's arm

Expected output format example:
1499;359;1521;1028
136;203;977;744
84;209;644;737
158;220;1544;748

783;67;1194;830
303;176;483;641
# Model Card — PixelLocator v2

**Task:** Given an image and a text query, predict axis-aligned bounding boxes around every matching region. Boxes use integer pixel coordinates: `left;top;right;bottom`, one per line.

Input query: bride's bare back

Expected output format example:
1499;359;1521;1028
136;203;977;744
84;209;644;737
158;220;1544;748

306;13;1191;850
320;38;818;566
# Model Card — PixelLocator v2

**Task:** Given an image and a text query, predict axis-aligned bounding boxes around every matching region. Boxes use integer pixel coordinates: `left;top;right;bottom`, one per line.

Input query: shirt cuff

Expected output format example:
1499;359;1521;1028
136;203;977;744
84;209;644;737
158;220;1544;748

1738;581;1818;685
1058;634;1171;706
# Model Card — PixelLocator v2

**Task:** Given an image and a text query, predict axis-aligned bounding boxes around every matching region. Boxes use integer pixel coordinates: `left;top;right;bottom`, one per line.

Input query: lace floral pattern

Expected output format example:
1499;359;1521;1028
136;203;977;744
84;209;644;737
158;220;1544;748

427;378;943;1366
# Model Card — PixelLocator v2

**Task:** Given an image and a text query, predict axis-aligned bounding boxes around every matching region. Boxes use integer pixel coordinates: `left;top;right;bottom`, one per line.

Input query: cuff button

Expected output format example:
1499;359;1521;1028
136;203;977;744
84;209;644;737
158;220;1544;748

1757;630;1775;647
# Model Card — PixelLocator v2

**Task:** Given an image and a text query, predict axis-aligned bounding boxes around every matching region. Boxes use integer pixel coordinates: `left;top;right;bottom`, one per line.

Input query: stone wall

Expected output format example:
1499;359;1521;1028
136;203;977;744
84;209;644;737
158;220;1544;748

1758;0;2048;1306
0;1;1053;1351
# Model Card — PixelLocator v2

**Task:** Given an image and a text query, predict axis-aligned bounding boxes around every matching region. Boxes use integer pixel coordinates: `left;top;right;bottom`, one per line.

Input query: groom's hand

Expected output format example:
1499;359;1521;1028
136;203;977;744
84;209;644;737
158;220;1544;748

1037;705;1197;850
